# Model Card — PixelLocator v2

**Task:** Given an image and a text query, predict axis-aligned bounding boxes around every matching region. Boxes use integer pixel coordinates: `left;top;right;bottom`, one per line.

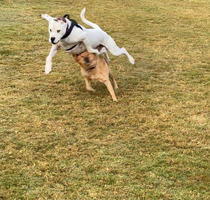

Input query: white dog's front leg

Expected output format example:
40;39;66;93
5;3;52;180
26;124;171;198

45;45;59;74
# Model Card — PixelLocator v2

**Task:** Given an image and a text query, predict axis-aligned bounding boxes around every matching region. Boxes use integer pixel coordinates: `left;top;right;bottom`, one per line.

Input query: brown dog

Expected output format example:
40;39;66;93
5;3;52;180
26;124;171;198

73;51;118;101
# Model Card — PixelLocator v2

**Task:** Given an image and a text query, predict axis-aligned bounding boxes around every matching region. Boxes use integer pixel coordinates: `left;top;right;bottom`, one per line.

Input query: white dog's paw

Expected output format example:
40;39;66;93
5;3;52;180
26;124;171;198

88;49;100;55
95;50;100;55
129;56;135;65
45;66;52;74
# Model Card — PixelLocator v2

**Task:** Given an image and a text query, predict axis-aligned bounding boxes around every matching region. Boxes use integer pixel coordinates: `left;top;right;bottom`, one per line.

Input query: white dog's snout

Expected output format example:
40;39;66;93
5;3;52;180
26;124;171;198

51;37;55;43
50;37;59;45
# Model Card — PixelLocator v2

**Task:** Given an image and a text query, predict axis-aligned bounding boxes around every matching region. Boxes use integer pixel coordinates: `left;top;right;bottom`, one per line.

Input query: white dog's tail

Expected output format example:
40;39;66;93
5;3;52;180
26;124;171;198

80;8;101;30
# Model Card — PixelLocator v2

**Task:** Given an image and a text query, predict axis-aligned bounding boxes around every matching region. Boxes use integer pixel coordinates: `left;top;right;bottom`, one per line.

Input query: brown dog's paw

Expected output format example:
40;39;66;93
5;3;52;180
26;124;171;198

87;88;96;93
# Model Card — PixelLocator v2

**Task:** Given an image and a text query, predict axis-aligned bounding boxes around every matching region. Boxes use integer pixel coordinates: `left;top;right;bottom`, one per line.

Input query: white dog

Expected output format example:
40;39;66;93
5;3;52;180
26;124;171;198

42;8;135;74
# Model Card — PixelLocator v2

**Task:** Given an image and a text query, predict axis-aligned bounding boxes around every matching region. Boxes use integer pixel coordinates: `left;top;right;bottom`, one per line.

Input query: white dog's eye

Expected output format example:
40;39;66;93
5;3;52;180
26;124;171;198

50;29;52;32
57;30;61;33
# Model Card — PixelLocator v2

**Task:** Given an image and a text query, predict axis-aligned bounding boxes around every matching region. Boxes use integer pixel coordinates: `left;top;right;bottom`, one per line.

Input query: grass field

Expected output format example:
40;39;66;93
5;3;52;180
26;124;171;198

1;0;210;199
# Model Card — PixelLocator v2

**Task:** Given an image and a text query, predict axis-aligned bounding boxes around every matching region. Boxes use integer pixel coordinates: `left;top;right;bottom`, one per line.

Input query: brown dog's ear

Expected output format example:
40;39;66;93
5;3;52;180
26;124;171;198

73;54;78;60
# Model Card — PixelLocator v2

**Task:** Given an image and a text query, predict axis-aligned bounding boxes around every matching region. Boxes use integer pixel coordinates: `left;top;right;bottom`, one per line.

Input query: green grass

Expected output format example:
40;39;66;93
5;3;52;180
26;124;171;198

0;0;210;199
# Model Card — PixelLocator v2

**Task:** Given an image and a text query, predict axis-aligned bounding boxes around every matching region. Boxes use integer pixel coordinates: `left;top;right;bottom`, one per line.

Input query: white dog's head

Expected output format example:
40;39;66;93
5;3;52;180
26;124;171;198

42;14;68;45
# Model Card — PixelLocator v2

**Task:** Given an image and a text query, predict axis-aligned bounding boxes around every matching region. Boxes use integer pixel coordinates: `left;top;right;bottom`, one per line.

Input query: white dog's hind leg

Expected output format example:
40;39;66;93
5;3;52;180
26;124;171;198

121;47;135;64
100;47;110;63
103;36;135;64
45;45;59;74
108;46;135;64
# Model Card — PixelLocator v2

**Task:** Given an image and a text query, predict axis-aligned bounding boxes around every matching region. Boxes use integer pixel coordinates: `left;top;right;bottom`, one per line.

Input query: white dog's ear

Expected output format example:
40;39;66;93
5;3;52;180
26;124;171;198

41;14;53;22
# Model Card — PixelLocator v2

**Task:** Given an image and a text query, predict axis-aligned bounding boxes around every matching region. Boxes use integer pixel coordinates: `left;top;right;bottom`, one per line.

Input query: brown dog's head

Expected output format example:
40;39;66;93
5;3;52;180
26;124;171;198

73;51;97;68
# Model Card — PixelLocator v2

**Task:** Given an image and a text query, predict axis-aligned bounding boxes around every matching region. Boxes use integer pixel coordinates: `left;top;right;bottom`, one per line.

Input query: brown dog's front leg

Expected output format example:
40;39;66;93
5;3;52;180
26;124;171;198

84;77;95;92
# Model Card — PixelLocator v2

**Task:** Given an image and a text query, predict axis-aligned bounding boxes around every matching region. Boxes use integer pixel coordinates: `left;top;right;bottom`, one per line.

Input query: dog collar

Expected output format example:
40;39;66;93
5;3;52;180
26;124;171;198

61;19;83;40
65;43;78;52
86;59;98;71
87;66;96;71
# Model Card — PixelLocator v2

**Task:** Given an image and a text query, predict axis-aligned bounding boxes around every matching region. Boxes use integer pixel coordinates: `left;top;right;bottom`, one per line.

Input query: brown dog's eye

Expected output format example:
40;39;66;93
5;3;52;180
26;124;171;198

57;30;61;33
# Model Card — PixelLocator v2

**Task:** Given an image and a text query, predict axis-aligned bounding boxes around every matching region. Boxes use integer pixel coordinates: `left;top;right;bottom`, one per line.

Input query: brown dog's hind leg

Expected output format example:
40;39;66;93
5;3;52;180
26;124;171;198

109;72;118;90
103;80;117;102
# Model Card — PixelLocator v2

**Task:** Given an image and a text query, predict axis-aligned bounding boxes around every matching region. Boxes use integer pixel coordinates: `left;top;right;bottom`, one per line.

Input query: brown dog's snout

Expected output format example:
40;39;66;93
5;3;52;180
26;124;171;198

84;57;90;63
